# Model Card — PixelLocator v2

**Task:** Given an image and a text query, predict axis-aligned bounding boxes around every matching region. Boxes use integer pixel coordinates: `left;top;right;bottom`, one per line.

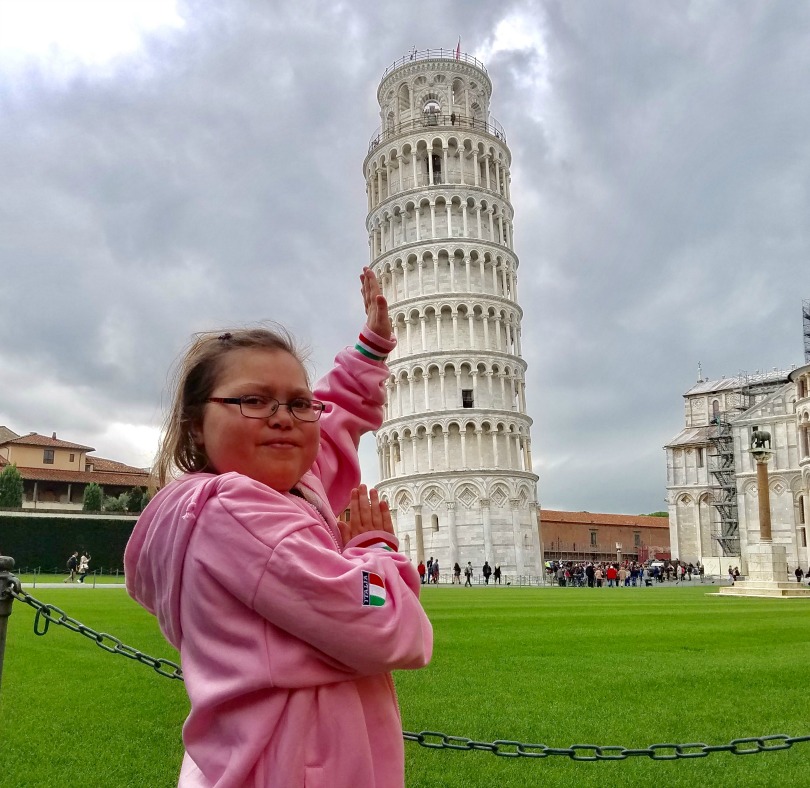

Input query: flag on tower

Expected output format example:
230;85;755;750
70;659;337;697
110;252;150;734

455;38;461;60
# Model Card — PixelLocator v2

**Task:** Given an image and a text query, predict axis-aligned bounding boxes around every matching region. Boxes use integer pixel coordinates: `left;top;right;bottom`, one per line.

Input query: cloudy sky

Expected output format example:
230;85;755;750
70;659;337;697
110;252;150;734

1;0;807;514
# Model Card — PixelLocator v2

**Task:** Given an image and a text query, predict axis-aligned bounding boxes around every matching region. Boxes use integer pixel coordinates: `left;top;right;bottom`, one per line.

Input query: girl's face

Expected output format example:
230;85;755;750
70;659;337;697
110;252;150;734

195;348;320;492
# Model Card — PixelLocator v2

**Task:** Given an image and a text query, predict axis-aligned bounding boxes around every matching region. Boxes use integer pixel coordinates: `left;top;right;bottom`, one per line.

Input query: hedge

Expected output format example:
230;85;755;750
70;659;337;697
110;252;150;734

0;513;138;571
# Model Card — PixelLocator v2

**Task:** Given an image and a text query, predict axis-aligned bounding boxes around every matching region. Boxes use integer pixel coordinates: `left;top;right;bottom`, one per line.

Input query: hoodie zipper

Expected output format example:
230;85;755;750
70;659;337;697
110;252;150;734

291;488;342;553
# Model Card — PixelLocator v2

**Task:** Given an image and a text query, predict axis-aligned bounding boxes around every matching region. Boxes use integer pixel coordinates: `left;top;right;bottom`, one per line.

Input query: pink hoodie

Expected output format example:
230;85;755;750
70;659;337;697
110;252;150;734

125;334;433;787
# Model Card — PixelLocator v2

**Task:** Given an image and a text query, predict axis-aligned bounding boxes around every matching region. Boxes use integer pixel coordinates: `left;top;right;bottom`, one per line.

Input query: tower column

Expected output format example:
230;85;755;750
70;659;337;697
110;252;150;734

447;502;459;564
481;499;493;561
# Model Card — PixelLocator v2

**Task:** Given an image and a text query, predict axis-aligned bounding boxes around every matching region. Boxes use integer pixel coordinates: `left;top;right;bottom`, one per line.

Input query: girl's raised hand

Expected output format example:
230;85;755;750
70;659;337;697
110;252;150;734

360;267;392;339
339;484;395;545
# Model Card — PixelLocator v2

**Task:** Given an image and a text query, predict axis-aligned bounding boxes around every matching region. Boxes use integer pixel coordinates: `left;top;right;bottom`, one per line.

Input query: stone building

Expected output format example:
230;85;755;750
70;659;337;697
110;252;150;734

0;427;149;510
540;510;670;565
665;363;810;574
364;49;542;576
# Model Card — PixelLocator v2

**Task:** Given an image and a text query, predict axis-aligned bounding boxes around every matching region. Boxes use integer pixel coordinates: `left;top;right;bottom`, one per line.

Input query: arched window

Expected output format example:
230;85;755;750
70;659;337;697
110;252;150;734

423;98;440;126
431;514;439;531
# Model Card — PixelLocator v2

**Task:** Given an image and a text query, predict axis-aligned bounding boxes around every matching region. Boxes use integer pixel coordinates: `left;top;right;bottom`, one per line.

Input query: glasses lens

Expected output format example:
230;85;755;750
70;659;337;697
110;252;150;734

289;399;323;422
239;396;276;418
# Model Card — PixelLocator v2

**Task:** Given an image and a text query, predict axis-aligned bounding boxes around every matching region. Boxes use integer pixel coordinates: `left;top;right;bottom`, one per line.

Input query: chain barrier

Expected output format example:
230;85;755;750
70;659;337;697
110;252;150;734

4;578;183;681
402;731;810;759
4;575;810;761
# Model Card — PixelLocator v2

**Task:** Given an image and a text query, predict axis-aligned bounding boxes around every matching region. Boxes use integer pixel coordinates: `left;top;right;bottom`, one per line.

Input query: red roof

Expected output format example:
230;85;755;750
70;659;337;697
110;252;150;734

88;456;149;473
16;466;150;487
540;510;670;529
2;432;95;451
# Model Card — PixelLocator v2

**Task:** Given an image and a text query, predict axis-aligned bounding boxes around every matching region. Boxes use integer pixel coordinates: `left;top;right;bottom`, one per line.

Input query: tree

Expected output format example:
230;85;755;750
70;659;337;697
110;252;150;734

127;486;146;513
83;483;103;512
0;463;24;508
103;493;130;513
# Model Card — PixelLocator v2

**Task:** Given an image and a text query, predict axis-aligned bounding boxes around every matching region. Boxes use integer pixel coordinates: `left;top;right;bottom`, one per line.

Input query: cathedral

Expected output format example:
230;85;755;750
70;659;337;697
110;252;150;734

665;353;810;575
364;49;542;576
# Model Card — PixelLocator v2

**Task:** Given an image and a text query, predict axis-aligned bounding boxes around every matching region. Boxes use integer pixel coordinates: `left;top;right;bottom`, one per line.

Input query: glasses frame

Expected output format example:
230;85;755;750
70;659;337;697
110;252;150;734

206;396;326;422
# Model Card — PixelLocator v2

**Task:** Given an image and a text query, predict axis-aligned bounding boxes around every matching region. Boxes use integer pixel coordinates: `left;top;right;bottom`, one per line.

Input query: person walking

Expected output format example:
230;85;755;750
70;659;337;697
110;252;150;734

78;552;91;583
63;551;79;583
482;561;492;585
464;562;473;587
493;564;501;585
452;562;461;584
417;560;426;585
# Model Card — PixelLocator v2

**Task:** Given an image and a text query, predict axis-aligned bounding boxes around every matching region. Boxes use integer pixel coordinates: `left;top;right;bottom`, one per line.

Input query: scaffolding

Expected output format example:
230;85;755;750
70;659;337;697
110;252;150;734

803;298;810;363
707;382;751;556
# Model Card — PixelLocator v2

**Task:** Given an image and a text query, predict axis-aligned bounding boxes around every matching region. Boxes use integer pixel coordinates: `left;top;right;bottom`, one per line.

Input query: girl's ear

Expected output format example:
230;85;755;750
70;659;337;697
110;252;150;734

190;421;205;447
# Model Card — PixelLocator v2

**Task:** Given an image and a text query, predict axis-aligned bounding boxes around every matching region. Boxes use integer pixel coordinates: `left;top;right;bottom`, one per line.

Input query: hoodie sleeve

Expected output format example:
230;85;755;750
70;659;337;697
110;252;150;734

198;489;432;677
310;325;395;515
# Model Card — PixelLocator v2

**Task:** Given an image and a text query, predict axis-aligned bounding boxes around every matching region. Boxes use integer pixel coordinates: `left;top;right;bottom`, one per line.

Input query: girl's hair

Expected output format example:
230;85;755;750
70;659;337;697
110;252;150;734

152;326;308;488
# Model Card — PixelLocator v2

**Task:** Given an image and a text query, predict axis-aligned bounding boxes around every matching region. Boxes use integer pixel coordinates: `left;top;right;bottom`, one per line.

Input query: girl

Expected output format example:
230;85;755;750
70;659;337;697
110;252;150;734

125;268;432;787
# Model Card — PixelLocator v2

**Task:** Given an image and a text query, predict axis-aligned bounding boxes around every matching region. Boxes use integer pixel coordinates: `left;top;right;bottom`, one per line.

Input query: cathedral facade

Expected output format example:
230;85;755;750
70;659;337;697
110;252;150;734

363;50;542;576
665;362;810;574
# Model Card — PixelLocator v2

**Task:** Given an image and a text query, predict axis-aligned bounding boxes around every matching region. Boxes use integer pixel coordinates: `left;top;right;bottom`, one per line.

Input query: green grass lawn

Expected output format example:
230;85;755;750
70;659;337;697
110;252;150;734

2;584;809;787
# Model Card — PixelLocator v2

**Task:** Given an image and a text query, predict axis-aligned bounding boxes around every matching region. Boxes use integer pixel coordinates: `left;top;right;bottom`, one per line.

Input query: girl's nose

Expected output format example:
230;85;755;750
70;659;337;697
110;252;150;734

267;405;294;427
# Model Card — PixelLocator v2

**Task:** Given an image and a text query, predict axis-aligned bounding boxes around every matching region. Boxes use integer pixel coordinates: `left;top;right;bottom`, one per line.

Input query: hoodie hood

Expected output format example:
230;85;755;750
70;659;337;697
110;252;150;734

124;470;342;649
125;473;224;648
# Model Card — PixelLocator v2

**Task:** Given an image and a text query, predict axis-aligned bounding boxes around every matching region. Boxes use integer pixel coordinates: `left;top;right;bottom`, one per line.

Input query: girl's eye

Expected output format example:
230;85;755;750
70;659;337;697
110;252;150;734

289;398;313;411
241;395;270;409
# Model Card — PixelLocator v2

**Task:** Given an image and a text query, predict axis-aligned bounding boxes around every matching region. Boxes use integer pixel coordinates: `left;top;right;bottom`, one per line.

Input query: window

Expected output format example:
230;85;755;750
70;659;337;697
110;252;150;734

800;528;807;548
431;514;439;532
799;496;806;525
69;453;75;462
462;389;474;408
634;531;641;547
43;449;54;464
590;530;597;547
431;153;442;183
696;447;704;468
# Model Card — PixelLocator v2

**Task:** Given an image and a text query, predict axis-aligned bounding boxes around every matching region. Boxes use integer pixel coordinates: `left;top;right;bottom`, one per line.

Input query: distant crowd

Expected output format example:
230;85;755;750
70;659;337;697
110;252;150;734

417;557;503;586
545;559;706;587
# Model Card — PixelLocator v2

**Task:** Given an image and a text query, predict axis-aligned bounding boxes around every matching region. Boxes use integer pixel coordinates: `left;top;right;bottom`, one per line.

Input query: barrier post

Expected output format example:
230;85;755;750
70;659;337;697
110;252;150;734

0;555;19;693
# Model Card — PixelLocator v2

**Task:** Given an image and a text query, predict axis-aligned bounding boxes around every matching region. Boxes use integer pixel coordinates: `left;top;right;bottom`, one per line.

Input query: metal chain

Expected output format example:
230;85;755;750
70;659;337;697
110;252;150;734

5;579;183;681
5;578;810;760
402;731;810;759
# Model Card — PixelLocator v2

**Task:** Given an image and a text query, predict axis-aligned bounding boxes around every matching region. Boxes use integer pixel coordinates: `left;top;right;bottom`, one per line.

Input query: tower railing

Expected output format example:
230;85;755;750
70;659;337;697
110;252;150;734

369;112;506;151
380;49;488;80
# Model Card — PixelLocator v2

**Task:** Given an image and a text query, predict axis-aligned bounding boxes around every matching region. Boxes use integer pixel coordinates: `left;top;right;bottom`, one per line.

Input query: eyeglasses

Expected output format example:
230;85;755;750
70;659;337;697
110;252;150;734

206;395;325;422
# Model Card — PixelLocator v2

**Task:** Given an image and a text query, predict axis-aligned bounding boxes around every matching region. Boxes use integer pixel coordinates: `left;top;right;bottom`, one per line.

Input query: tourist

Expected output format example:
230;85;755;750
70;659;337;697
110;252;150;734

482;561;492;585
464;561;473;586
63;551;78;583
77;552;91;583
124;267;432;786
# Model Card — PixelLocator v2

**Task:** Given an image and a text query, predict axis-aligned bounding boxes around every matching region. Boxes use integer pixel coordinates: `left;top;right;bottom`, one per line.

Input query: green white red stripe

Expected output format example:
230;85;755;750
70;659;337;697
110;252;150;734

355;330;389;361
362;571;386;606
354;536;395;552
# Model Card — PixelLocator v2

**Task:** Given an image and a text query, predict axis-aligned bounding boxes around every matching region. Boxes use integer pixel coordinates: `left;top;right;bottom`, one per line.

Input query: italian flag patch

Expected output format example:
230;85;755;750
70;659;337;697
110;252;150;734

362;571;386;607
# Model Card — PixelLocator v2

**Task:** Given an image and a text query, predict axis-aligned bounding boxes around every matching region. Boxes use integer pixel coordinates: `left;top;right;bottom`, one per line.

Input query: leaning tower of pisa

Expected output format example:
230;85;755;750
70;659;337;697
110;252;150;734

364;48;542;578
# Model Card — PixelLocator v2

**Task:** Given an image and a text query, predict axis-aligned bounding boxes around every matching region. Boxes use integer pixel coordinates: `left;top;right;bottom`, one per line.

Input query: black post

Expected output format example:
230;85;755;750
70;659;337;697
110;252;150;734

0;555;19;692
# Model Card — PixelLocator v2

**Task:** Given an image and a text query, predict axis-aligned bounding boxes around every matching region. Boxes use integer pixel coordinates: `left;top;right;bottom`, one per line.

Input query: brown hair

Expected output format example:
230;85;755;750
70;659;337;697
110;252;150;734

152;325;308;488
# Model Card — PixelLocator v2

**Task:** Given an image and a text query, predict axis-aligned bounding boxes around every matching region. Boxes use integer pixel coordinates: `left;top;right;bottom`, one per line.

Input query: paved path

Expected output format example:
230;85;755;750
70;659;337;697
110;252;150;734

20;582;127;590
